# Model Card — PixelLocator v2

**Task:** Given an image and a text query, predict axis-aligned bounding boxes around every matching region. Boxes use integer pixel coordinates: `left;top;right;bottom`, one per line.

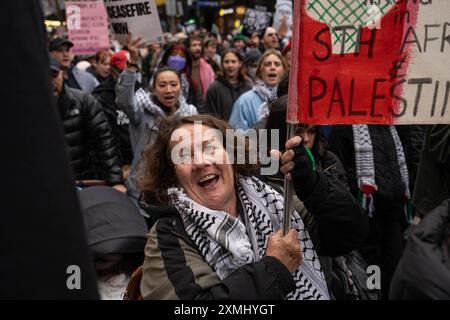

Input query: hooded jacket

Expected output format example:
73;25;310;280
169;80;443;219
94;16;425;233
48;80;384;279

66;66;99;93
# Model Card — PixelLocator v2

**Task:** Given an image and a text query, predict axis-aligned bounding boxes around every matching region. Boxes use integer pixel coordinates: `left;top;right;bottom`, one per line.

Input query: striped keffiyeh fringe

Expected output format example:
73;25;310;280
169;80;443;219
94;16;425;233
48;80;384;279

352;125;412;223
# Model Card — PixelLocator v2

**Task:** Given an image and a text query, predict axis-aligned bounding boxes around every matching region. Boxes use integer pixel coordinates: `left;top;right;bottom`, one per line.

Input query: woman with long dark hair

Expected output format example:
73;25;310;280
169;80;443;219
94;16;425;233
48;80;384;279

116;39;198;217
204;48;251;121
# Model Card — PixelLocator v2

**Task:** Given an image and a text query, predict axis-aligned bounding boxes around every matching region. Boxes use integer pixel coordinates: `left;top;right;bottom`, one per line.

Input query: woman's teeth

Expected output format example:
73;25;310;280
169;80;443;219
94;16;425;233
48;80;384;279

199;174;216;183
198;174;219;187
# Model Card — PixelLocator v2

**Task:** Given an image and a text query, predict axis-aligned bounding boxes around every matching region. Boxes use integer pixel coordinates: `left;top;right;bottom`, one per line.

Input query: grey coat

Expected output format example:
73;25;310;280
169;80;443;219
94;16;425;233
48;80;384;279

115;70;197;199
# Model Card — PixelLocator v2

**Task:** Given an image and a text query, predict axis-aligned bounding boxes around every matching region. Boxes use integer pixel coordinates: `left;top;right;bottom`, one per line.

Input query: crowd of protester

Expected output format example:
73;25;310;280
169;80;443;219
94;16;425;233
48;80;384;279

46;24;450;300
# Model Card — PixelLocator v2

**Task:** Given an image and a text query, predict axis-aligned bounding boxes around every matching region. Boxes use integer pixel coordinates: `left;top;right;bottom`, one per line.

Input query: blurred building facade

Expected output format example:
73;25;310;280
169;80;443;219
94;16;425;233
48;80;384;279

40;0;252;35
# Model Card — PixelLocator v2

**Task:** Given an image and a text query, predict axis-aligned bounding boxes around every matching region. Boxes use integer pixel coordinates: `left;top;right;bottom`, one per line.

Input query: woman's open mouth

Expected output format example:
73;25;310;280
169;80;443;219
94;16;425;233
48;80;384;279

198;174;219;189
164;95;175;102
267;73;278;81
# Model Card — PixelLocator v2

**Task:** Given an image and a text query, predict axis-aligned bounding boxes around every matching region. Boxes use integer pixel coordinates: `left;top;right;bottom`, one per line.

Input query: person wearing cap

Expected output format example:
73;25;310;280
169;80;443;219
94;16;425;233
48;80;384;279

50;57;126;191
49;37;99;93
232;34;247;53
92;50;138;176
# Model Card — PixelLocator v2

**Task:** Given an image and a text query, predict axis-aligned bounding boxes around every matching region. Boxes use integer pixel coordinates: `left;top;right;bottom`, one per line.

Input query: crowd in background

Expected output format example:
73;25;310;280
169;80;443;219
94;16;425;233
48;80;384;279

46;22;450;301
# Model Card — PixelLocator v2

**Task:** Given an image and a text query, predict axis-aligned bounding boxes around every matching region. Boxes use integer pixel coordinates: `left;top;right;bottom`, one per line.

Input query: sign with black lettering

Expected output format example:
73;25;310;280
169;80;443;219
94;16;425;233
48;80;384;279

66;1;110;55
103;0;164;45
288;0;450;124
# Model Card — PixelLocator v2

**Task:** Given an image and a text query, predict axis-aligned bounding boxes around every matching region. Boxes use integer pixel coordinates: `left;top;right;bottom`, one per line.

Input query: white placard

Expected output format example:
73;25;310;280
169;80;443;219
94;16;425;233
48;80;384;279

104;0;164;45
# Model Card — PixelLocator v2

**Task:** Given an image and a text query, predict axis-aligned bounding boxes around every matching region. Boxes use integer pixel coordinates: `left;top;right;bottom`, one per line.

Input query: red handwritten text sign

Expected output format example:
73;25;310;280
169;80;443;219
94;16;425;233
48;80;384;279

288;0;450;125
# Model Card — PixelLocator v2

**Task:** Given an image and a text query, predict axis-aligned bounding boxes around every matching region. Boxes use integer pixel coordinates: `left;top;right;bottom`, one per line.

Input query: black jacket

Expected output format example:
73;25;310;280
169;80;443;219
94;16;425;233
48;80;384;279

390;199;450;299
204;77;251;121
141;171;368;299
413;125;450;216
262;150;350;254
57;85;123;185
328;125;410;211
92;76;133;166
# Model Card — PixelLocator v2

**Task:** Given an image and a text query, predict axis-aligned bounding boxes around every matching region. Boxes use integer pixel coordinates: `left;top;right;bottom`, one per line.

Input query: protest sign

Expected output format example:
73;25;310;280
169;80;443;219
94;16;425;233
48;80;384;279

273;0;293;37
104;0;164;45
66;1;110;55
288;0;450;125
243;0;276;36
243;8;273;36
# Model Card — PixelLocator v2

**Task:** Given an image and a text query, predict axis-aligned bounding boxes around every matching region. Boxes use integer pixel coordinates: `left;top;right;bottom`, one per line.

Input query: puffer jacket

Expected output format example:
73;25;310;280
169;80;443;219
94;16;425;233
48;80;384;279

58;85;123;185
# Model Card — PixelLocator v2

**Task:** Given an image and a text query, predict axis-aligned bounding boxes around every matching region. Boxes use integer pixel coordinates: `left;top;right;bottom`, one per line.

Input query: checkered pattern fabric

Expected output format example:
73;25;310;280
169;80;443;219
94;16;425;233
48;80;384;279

306;0;395;53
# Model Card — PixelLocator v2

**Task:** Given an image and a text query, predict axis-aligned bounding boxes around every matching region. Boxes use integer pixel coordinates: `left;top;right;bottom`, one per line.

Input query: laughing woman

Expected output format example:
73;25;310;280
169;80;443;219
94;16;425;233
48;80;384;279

137;114;368;300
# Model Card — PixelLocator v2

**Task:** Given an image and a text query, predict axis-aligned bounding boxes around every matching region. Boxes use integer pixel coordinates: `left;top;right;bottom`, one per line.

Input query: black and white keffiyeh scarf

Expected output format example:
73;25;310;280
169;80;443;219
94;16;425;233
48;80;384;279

352;125;411;220
135;87;197;117
168;175;330;300
253;80;278;122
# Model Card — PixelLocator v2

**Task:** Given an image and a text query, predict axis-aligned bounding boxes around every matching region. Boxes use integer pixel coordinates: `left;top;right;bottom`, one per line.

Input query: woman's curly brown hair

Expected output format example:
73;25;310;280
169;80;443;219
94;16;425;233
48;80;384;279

137;114;260;205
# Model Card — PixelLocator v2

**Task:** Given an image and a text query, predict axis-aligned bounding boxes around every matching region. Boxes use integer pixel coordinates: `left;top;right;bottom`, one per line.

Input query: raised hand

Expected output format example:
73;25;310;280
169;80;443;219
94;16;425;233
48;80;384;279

127;33;146;65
